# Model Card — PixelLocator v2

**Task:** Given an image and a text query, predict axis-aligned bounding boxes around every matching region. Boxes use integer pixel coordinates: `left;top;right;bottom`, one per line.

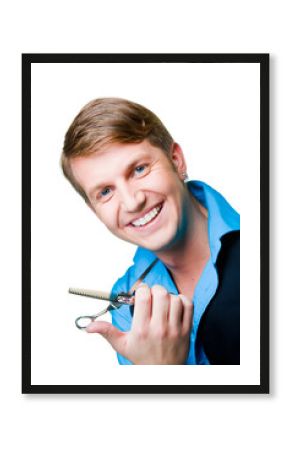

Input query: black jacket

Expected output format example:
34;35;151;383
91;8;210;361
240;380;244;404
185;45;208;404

198;231;240;364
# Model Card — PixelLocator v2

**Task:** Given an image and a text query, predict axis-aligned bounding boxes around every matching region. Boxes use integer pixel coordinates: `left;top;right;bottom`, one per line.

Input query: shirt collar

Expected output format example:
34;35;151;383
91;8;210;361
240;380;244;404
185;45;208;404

187;180;240;262
133;180;240;270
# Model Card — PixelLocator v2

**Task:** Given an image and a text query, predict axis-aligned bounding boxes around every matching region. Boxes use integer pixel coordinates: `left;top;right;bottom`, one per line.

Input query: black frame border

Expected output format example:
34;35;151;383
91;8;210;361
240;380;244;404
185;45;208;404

22;53;269;394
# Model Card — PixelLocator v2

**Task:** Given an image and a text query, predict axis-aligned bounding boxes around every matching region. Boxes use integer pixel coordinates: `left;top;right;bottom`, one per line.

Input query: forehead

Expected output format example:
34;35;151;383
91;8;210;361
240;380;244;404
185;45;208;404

69;141;170;193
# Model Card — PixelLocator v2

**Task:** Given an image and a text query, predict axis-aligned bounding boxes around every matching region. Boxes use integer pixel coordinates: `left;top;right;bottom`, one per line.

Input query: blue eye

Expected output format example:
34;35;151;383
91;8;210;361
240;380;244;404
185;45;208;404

135;165;146;174
100;187;111;197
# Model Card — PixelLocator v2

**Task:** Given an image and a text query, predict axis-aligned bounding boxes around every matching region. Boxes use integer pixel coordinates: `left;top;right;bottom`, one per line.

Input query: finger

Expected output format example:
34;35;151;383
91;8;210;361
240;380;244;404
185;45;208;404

131;283;152;331
168;294;183;330
86;320;126;355
179;295;194;334
150;285;170;326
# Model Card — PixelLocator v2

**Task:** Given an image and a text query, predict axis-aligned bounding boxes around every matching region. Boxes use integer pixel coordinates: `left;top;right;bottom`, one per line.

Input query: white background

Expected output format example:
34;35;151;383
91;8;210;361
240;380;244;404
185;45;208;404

31;62;259;386
1;1;289;450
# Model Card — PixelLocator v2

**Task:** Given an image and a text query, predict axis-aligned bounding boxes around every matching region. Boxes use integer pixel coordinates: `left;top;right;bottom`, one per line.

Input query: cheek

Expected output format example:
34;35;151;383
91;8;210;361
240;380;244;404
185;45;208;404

144;170;179;193
97;203;119;229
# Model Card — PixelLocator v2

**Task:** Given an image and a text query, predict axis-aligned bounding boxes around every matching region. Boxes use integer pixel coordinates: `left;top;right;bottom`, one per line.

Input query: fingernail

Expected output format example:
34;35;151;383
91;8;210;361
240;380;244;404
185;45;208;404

85;323;95;332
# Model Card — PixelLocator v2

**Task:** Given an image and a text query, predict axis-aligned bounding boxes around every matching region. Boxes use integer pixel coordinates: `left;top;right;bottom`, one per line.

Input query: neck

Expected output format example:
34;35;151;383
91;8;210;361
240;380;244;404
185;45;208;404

155;193;210;282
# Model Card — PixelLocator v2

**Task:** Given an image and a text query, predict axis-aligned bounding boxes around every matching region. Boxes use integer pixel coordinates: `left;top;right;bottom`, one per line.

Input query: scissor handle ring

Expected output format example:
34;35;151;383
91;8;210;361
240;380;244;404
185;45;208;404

75;315;95;330
75;303;117;330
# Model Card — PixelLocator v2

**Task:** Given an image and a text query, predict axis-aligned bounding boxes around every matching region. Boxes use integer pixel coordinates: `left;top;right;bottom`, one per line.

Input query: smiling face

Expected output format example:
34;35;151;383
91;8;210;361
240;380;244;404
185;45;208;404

69;140;191;254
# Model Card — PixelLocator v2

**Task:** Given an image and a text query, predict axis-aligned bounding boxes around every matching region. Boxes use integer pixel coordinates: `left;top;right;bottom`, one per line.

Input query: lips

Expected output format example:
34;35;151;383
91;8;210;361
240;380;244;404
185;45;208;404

129;203;163;227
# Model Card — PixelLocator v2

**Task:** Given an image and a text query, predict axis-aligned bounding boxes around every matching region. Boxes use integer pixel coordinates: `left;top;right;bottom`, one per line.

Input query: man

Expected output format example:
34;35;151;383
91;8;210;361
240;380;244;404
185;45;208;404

61;97;240;365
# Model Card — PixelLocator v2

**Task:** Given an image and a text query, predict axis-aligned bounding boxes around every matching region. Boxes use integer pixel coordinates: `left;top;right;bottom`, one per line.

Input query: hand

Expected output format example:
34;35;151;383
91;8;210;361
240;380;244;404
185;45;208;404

86;284;193;365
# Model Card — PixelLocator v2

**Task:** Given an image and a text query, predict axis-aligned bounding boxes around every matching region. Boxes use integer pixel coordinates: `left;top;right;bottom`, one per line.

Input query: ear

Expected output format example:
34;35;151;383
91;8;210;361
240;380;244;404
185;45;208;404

170;143;188;180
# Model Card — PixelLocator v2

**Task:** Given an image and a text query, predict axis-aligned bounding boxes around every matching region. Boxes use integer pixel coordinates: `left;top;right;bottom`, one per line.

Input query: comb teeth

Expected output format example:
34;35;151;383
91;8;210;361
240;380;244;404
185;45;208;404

68;288;111;301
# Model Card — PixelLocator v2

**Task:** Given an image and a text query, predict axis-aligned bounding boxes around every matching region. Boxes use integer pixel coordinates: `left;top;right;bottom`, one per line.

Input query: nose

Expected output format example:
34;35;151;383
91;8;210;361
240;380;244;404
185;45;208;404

118;182;146;212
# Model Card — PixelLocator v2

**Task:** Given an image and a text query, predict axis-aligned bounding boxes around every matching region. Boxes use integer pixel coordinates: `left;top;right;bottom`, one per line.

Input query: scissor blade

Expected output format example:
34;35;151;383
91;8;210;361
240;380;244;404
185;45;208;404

69;287;112;301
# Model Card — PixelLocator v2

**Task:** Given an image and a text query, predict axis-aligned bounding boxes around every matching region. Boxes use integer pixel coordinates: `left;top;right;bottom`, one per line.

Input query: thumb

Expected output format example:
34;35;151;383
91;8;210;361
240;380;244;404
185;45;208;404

86;320;126;355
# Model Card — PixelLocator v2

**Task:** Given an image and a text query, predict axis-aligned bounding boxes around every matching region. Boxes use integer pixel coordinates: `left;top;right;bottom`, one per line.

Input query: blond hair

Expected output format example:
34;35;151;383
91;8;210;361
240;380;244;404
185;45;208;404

61;97;174;201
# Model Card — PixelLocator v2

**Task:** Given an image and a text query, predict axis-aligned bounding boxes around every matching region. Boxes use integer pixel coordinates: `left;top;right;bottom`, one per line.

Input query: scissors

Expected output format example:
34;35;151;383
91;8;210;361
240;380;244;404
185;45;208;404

69;258;158;330
69;287;135;330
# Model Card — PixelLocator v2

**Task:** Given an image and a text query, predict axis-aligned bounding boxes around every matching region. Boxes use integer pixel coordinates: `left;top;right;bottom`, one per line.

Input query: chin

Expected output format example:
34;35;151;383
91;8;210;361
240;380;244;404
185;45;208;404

140;233;178;253
118;221;179;252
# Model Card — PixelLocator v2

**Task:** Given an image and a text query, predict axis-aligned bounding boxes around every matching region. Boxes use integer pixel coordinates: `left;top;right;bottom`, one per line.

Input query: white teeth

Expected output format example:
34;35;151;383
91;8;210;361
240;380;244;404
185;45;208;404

131;205;161;227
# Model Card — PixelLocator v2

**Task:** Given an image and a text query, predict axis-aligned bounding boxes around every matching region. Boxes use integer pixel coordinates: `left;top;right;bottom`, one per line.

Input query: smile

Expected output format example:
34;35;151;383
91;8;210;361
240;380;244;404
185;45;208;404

131;204;163;227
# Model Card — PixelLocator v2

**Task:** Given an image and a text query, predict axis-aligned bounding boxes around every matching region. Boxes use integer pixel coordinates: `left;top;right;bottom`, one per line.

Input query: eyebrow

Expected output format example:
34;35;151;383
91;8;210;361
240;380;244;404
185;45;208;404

87;152;151;198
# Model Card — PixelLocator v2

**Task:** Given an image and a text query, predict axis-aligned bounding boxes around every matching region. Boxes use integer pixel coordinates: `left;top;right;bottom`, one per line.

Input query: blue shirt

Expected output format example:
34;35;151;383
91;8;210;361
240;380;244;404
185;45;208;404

110;180;240;365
